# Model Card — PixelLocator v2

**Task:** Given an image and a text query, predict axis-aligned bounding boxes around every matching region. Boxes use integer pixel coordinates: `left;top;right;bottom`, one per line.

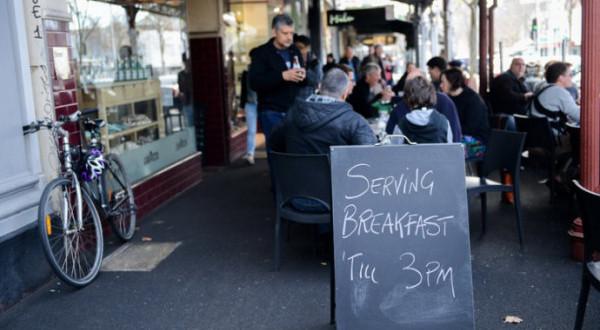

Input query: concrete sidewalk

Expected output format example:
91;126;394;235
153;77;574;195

0;156;599;329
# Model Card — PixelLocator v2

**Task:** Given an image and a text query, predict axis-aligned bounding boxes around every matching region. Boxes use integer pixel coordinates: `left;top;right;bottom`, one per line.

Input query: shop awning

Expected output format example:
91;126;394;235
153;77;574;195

326;7;415;48
92;0;183;17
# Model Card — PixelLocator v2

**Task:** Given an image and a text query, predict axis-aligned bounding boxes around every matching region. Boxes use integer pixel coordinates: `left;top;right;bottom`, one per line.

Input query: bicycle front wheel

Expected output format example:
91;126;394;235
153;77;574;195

103;153;136;241
38;177;103;287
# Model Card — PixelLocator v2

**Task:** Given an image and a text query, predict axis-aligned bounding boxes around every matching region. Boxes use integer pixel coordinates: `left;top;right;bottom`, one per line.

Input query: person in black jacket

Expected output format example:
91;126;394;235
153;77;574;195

294;34;321;99
347;63;393;120
441;68;490;144
426;56;447;92
270;67;377;155
339;46;360;81
489;57;533;115
249;14;307;147
392;62;416;94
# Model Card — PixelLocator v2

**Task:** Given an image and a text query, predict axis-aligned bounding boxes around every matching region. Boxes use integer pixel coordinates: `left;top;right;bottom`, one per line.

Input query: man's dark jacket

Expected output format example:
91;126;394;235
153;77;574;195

249;39;306;113
339;56;360;76
385;92;463;143
270;96;377;154
490;70;530;115
347;79;381;119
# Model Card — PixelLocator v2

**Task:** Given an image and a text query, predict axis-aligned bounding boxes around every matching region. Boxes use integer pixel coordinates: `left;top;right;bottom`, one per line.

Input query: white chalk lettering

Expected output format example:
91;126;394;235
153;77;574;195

345;252;378;284
341;207;454;239
399;253;456;298
344;165;436;200
345;163;371;200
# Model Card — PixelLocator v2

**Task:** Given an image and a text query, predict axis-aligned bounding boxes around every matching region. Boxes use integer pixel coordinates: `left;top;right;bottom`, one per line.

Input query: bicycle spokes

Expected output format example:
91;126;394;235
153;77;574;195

44;184;100;282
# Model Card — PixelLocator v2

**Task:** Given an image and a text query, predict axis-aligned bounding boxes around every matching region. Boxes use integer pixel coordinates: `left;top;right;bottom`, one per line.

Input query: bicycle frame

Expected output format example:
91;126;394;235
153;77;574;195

54;125;84;232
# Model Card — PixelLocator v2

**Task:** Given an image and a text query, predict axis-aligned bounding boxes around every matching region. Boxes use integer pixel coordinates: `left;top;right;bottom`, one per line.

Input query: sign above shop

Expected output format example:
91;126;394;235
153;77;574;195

326;7;415;48
328;12;355;26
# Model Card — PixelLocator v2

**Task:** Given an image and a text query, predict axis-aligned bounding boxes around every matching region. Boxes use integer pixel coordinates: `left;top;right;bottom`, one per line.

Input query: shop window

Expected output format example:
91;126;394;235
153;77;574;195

69;0;196;183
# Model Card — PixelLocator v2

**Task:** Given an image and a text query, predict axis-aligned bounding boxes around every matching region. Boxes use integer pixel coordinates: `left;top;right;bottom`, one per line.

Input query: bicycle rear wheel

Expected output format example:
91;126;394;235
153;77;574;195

38;177;103;287
103;153;136;241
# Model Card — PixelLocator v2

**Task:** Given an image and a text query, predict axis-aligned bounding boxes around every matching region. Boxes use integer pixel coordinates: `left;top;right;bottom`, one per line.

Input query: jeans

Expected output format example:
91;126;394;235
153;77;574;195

259;110;286;151
182;104;194;128
245;103;257;156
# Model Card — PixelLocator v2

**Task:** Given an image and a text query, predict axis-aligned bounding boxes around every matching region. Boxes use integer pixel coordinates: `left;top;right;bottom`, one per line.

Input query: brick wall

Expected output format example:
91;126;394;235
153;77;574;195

134;153;203;219
190;37;230;166
230;128;247;163
45;19;80;145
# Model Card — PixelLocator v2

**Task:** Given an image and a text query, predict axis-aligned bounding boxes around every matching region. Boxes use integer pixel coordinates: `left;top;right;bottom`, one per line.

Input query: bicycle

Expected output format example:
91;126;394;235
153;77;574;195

23;111;136;287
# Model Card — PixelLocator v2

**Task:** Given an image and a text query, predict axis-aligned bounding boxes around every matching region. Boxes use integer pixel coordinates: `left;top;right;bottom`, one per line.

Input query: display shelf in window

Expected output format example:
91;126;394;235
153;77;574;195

78;79;165;154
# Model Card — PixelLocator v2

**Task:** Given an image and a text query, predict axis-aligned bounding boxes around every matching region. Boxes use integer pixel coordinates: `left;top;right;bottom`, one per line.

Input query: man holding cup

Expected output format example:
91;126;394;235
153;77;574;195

249;14;307;148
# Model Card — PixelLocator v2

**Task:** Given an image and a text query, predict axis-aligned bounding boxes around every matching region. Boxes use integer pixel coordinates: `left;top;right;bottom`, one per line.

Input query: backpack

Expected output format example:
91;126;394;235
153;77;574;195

533;85;567;132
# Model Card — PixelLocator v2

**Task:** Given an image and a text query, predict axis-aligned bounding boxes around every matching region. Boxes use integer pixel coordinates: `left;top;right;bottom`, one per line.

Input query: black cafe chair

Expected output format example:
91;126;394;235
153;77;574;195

572;180;600;330
466;130;527;249
269;151;335;324
514;114;558;201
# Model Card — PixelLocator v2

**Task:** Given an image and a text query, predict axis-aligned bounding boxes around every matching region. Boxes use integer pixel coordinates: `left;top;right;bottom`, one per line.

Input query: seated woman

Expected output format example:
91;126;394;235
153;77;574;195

389;76;452;144
441;68;490;158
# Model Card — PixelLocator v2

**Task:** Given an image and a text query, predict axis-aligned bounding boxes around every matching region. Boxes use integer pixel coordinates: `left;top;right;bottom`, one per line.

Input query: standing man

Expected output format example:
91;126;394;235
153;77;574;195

249;14;306;148
360;44;386;80
490;57;533;116
426;56;447;92
339;45;360;81
177;54;194;128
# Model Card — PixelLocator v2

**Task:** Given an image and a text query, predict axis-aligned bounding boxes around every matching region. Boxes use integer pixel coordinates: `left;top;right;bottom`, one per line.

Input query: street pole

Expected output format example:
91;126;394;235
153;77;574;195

580;0;600;192
479;0;488;95
488;0;497;83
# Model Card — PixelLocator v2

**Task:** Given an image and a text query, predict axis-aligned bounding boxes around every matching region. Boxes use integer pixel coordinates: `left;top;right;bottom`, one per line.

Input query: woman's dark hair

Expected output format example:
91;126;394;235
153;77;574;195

404;76;437;109
441;68;466;91
294;34;311;46
545;62;568;83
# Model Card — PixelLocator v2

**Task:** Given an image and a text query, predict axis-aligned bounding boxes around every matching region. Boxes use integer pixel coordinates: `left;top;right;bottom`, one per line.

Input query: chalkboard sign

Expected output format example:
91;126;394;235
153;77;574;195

330;144;474;330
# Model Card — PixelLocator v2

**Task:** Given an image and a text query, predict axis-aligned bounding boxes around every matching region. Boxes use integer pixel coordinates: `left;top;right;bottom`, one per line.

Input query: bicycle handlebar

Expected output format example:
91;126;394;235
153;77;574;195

22;111;81;135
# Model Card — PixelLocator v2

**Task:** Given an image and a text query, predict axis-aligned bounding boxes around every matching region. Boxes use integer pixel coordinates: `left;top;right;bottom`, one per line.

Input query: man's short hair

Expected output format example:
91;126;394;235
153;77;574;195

404;76;437;109
294;34;310;46
545;62;568;84
364;63;381;76
426;56;447;71
320;68;350;99
272;14;294;30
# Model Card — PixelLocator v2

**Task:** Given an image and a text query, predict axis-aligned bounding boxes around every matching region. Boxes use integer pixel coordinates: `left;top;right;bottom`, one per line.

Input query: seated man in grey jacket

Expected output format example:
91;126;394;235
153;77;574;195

270;67;377;214
270;67;377;154
531;61;580;126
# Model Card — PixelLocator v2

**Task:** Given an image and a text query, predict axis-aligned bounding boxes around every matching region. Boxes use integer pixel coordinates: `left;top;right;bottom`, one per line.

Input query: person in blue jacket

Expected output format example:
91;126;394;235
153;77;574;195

386;70;462;142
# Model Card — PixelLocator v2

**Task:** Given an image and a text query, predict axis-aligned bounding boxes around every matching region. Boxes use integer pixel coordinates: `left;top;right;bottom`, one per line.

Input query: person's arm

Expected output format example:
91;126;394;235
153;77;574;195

496;75;529;105
559;89;581;123
350;115;378;145
249;52;284;93
438;94;462;142
386;108;399;134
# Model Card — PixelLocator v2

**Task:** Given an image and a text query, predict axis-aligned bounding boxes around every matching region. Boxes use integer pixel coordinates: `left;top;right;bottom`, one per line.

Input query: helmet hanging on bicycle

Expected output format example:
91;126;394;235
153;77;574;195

82;148;105;181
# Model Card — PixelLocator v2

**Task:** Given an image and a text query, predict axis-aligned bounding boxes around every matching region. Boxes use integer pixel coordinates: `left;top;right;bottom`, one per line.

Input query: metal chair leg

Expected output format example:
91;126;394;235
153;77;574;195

480;193;487;237
274;215;282;271
329;229;336;325
513;188;525;250
574;272;591;330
